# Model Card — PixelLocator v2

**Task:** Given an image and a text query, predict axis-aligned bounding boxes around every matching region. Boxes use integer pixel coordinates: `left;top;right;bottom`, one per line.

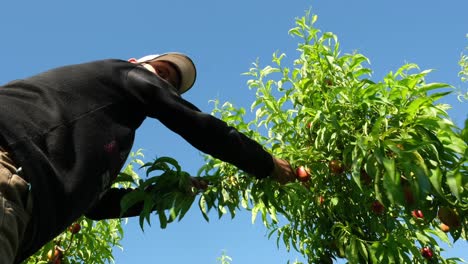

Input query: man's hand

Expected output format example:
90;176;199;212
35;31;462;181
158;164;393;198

271;157;296;184
190;176;209;191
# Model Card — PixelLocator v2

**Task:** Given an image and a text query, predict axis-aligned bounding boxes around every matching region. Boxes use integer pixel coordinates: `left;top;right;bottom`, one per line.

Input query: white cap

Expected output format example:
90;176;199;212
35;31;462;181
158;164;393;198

137;52;197;94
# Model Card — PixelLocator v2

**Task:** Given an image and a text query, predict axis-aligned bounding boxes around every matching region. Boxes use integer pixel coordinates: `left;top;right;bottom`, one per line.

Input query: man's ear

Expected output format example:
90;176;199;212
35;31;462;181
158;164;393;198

128;58;138;63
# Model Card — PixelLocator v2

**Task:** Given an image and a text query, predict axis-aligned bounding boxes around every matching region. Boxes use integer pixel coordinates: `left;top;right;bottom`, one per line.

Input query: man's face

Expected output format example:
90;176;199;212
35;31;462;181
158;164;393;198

132;59;181;91
148;60;181;90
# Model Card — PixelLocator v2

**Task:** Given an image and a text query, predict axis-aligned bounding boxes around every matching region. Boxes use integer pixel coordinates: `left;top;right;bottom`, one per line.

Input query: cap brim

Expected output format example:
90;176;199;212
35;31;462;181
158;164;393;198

137;52;197;94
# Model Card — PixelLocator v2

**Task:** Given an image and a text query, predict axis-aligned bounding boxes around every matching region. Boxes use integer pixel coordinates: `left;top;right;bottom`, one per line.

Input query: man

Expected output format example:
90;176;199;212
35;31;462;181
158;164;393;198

0;52;296;263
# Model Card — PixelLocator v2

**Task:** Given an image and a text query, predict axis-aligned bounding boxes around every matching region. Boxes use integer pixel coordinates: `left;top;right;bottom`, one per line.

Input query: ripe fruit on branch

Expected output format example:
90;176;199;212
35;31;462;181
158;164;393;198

402;184;415;206
411;210;424;219
371;200;385;215
296;166;310;182
329;160;344;174
69;222;81;234
47;249;55;261
439;223;450;233
420;246;434;260
47;246;64;262
317;196;325;206
360;168;372;185
438;206;461;228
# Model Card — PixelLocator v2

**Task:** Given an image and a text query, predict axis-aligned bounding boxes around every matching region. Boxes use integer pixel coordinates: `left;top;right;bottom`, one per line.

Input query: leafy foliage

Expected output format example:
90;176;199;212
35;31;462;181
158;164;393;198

120;10;467;264
460;35;468;83
217;251;233;264
119;156;198;230
459;35;468;101
196;11;467;263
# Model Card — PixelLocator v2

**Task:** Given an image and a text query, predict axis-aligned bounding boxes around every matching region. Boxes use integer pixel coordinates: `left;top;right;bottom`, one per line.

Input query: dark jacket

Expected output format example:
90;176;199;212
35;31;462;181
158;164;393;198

0;59;274;262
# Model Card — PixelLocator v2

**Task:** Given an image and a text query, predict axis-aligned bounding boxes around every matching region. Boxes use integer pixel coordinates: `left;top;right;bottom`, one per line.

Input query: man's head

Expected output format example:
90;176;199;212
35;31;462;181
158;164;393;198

128;52;197;94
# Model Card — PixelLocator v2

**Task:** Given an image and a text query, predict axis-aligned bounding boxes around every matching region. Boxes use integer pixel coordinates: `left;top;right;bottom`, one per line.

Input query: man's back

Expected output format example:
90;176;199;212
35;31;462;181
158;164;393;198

0;59;146;260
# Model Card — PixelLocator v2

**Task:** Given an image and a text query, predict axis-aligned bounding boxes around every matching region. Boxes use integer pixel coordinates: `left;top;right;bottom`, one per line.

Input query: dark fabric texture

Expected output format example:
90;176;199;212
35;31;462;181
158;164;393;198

0;59;274;261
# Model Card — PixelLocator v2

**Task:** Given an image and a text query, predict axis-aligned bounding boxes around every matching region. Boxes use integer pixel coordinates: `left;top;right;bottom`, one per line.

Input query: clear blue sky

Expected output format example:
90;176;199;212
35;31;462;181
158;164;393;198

1;1;467;263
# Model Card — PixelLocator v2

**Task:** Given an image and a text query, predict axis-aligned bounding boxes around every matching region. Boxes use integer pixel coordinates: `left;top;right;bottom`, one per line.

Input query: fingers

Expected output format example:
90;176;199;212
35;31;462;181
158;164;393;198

272;158;296;184
190;176;209;191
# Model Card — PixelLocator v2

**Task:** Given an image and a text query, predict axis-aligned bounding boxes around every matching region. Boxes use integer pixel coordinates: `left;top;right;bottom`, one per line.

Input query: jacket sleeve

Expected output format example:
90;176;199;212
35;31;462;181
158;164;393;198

123;66;274;179
84;188;143;220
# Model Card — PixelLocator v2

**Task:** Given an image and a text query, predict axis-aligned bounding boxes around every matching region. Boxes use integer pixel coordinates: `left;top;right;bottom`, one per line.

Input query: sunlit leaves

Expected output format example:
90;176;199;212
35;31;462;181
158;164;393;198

119;156;198;230
200;10;467;264
459;35;468;84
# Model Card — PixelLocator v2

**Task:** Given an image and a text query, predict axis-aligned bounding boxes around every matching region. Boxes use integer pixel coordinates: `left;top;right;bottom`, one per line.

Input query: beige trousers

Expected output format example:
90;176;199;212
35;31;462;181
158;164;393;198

0;147;32;264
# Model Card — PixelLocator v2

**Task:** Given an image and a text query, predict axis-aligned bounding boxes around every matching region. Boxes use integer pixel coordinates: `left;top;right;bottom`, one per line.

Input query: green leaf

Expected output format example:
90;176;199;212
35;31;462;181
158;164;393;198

331;197;339;206
395;63;420;77
177;195;195;221
411;152;432;195
349;54;370;70
217;204;227;218
418;82;451;93
428;167;443;196
142;194;154;226
351;145;364;190
381;157;401;204
261;65;280;76
143;161;169;176
426;228;451;245
252;203;261;224
415;230;431;244
354;68;372;78
268;206;279;224
346;238;359;263
446;169;463;200
462;118;468;144
139;175;160;189
198;195;210;222
221;188;230;203
405;97;429;117
114;173;136;184
288;27;302;37
158;209;167;229
428;91;452;101
370;117;385;140
357;240;369;261
157;156;182;172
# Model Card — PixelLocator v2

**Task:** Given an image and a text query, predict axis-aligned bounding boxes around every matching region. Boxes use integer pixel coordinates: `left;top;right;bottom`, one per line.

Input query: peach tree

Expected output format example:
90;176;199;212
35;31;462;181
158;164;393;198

122;11;467;264
192;12;467;263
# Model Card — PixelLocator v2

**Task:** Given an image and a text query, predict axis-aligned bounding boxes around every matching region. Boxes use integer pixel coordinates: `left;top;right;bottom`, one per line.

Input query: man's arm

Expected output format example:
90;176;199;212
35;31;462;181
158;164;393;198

84;188;142;220
84;161;295;220
84;177;211;220
124;67;275;179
